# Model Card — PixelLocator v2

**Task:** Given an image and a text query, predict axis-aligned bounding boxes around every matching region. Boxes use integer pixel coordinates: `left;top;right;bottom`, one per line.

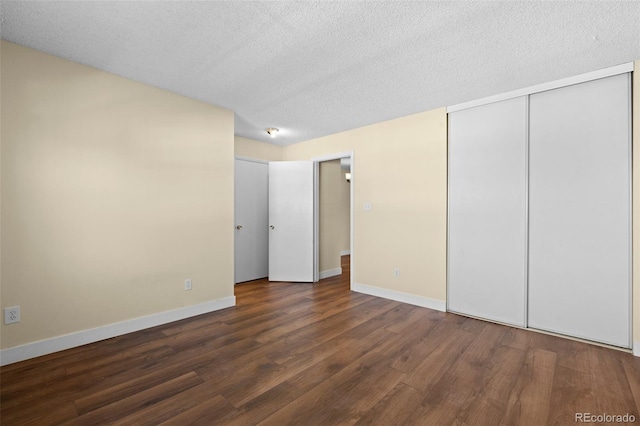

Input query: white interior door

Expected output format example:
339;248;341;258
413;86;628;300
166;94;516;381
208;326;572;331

234;159;269;283
528;73;631;348
269;161;315;282
448;96;528;327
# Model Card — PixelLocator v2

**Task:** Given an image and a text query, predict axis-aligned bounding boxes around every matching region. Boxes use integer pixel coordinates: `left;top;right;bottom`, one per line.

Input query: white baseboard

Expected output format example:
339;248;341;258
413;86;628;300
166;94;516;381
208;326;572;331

319;268;342;279
352;282;446;312
0;296;236;366
340;250;351;256
634;341;640;357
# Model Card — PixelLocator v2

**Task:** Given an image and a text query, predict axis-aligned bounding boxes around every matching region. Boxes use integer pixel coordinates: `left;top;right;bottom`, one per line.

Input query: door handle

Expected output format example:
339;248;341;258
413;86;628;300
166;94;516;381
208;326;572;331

236;225;243;230
270;225;275;230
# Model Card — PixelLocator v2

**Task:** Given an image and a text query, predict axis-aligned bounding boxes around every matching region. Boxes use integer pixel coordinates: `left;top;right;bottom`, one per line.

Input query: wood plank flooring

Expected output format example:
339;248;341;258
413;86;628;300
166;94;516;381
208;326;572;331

2;256;639;425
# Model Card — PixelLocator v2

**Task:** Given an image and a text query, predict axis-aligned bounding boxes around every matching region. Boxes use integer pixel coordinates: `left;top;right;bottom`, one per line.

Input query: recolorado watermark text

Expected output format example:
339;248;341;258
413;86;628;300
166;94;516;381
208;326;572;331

575;413;636;423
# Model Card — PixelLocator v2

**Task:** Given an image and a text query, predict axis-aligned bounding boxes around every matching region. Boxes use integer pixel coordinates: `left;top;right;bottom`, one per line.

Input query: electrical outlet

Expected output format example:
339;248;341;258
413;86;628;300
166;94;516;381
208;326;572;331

4;306;20;324
184;279;192;291
394;268;400;278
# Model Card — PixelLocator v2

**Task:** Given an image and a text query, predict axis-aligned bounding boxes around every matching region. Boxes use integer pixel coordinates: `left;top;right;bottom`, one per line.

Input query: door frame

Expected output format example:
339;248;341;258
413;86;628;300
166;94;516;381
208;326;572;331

312;151;355;287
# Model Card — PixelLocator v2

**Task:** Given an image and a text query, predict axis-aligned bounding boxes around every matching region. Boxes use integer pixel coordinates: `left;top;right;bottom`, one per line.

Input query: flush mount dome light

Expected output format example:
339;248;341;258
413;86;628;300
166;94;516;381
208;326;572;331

266;127;279;138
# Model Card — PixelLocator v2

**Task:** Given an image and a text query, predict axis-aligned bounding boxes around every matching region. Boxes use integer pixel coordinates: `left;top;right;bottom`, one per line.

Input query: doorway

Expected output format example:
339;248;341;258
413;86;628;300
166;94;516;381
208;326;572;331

313;152;354;287
317;159;351;280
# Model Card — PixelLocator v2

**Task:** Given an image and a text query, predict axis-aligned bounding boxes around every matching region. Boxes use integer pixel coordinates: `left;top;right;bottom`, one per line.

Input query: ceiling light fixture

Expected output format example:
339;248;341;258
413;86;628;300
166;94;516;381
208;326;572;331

266;127;279;138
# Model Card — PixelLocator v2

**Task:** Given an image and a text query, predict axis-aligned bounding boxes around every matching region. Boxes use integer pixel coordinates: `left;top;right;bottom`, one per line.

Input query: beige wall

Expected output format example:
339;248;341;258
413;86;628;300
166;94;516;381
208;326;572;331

319;160;350;273
284;109;448;302
634;60;639;347
235;136;284;161
0;42;235;349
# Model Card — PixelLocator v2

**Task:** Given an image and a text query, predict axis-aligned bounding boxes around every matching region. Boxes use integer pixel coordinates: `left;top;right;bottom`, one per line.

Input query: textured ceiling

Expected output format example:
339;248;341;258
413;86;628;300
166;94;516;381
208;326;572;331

1;1;639;146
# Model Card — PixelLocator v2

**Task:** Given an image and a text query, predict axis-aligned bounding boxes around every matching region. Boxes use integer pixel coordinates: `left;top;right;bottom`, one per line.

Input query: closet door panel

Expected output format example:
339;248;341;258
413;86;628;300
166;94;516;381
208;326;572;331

448;96;527;327
528;74;631;348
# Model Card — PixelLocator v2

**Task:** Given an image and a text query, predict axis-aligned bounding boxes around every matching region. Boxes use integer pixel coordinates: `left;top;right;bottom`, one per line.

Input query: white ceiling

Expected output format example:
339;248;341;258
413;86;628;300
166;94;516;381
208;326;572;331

1;1;639;146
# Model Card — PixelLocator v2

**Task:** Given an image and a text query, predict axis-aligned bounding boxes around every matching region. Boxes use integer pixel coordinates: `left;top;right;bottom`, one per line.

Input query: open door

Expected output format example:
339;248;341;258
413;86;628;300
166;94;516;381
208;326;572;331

268;161;315;282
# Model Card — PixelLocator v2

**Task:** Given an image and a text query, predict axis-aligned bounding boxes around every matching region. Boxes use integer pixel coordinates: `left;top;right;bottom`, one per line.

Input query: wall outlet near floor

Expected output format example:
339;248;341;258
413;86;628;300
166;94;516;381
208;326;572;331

4;306;20;324
184;279;192;291
394;268;400;278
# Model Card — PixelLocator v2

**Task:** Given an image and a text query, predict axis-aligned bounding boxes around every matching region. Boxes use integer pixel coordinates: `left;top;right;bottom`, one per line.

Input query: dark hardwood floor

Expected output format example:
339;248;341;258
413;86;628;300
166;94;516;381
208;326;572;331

2;256;639;425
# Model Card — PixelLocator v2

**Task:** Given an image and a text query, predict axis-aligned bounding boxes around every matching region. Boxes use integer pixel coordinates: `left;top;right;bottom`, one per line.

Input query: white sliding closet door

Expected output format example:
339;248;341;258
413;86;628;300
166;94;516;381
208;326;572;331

448;96;528;327
528;74;631;348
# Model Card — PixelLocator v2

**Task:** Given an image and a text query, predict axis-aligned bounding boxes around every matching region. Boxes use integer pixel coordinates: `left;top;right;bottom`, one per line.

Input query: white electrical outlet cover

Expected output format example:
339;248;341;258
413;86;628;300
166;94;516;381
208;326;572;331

4;306;20;324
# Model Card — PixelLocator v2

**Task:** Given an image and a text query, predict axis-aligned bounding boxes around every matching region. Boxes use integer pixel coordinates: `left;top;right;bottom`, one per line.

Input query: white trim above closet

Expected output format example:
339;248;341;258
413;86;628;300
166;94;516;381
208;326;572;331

447;62;634;113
